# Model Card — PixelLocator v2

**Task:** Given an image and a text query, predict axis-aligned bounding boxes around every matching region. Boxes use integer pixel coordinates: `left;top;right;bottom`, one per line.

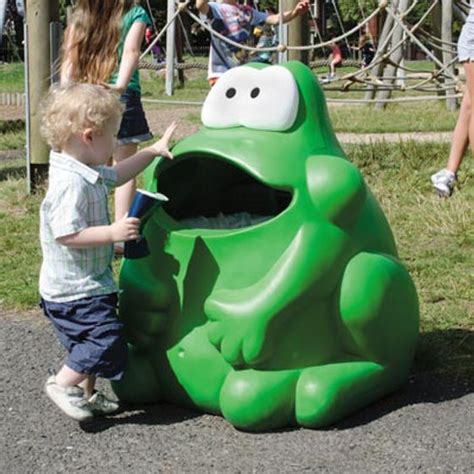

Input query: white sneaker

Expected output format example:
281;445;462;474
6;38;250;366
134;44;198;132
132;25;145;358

431;169;456;197
87;391;120;415
44;376;94;422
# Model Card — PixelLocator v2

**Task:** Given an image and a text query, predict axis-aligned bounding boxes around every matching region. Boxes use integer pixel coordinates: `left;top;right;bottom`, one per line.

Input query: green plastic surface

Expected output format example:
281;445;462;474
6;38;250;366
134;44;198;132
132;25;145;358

113;61;419;430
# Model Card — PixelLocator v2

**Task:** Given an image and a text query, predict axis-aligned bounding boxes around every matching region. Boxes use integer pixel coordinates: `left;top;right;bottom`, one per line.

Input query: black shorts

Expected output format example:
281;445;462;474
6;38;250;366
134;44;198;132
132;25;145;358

118;89;153;146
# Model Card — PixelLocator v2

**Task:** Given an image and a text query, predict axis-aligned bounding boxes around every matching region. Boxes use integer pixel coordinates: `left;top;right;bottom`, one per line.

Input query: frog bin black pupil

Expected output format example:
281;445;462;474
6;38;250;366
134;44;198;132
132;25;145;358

226;88;237;99
250;87;260;98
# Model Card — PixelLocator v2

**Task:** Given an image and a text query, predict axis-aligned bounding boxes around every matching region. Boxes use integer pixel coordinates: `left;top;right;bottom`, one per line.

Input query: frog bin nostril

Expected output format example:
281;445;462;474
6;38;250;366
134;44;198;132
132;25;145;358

155;154;292;230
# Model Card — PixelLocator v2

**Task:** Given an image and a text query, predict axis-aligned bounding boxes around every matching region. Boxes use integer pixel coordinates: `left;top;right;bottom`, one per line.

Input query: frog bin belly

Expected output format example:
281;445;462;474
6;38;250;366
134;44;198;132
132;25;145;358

115;152;418;432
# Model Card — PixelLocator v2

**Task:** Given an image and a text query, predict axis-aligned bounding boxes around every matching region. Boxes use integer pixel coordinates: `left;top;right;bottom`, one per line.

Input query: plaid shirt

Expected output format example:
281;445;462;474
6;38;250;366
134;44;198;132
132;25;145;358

39;151;118;302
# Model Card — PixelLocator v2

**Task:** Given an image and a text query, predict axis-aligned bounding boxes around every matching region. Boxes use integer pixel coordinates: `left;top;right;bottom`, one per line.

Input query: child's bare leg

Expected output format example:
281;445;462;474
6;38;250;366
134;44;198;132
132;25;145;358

55;364;88;387
114;143;138;221
79;376;96;399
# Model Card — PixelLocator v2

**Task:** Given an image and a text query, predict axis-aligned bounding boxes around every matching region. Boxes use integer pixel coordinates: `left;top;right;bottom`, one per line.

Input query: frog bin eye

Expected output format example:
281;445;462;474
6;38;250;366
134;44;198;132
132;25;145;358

201;66;299;131
226;87;237;99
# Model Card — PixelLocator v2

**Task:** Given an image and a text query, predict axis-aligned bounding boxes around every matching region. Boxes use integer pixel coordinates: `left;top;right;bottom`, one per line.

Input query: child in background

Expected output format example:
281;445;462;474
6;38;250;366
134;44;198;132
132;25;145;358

145;26;165;63
39;83;176;422
353;33;375;68
196;0;309;86
328;42;342;80
61;0;153;227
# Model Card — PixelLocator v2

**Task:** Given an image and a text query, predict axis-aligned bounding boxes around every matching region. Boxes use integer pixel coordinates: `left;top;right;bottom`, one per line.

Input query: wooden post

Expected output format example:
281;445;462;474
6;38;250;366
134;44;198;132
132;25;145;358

25;0;60;193
374;0;410;111
175;13;185;87
442;0;457;111
432;1;445;97
364;3;397;102
284;0;309;64
165;0;176;96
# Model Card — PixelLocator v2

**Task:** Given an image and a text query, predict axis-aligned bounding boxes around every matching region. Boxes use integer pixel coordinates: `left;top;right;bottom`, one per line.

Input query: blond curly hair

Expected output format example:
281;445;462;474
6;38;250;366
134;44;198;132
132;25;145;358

41;83;124;150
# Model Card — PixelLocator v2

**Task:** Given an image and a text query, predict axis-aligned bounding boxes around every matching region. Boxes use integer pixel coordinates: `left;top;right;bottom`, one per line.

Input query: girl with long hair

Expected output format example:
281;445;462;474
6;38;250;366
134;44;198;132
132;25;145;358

61;0;154;226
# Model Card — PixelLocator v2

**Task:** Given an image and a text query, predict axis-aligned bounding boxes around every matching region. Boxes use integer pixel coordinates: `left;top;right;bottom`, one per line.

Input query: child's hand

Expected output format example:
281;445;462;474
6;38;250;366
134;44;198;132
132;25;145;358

110;214;141;242
148;121;178;160
99;82;126;94
294;0;309;15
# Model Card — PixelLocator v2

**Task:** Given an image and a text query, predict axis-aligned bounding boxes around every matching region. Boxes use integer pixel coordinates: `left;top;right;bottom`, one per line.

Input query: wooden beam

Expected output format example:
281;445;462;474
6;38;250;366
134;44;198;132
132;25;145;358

25;0;59;193
442;0;457;111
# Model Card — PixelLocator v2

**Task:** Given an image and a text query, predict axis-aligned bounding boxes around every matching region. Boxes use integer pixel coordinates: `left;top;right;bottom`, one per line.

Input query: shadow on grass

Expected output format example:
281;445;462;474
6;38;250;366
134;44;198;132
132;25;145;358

80;329;473;434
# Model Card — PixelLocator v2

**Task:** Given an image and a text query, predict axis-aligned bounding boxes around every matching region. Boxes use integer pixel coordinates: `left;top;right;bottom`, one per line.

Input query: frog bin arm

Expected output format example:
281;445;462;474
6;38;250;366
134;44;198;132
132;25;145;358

206;154;367;367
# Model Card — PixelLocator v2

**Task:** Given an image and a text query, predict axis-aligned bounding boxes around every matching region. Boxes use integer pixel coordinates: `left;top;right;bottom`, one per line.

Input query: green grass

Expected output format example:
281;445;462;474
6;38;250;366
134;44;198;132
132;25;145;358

0;140;472;377
0;63;24;92
0;118;27;151
2;60;459;133
185;100;458;134
329;102;458;133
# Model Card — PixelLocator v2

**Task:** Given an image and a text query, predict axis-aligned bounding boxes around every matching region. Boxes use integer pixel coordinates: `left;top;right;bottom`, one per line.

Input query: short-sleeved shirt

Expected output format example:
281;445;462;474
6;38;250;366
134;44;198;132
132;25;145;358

39;151;118;303
110;5;152;93
205;2;268;79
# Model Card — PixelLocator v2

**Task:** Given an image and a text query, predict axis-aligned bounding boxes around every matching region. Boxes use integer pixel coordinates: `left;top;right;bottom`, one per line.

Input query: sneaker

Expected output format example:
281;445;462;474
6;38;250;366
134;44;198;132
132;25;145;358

44;376;94;422
431;169;456;197
87;391;120;415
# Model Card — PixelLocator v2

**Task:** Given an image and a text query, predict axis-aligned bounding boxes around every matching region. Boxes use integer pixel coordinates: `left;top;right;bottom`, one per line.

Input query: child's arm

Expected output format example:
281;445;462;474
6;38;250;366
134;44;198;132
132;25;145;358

60;26;75;85
56;214;141;248
108;22;147;93
113;122;177;186
265;0;309;26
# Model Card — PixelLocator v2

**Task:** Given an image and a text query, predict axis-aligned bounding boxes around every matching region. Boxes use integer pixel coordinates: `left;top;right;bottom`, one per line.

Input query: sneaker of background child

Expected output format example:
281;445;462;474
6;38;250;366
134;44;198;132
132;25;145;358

431;168;456;197
45;376;94;422
87;391;120;415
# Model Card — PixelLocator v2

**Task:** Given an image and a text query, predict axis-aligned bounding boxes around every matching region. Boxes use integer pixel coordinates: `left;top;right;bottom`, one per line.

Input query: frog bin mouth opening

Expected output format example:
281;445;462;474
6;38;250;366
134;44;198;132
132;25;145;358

156;154;293;230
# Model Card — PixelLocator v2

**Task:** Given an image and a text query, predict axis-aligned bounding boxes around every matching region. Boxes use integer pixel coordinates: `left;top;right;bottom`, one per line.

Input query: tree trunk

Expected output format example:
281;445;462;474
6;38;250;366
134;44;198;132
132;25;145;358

374;0;411;111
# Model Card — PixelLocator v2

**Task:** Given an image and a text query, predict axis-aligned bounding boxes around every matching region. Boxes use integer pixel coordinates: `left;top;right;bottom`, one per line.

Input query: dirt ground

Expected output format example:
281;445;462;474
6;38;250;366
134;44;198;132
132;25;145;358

1;310;473;473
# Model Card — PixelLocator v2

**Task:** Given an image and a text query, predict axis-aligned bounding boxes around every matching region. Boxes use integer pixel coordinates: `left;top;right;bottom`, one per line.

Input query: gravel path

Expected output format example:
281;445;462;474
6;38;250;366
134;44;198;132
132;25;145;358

1;310;473;473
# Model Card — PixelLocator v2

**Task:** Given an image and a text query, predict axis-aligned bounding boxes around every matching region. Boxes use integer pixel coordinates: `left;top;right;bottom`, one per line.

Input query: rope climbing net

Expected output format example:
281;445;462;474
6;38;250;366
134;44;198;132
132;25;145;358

139;0;463;106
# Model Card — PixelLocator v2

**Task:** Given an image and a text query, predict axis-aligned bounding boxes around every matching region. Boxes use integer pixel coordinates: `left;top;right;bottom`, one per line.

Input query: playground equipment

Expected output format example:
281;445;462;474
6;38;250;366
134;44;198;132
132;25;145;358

112;61;420;431
21;0;465;191
140;0;463;109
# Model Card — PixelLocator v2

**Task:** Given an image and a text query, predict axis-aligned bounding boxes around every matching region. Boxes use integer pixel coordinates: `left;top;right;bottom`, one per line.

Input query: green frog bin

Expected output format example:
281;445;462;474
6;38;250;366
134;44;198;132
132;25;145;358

113;61;419;431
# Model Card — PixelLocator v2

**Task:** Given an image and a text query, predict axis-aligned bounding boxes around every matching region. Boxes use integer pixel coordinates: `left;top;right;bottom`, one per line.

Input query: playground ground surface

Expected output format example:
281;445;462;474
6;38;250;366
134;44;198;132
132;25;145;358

1;309;473;472
1;86;473;471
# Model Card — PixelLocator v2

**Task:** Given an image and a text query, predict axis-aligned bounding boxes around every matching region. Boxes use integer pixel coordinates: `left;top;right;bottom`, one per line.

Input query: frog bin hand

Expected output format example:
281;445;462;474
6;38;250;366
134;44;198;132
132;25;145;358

205;292;271;367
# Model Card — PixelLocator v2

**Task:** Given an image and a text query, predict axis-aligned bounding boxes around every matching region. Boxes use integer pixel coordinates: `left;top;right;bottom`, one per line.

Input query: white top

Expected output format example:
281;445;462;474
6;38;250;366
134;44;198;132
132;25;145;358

39;151;118;302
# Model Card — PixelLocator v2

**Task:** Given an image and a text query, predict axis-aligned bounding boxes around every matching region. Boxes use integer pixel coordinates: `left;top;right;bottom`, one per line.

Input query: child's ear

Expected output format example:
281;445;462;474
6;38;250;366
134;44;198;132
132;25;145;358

82;128;94;144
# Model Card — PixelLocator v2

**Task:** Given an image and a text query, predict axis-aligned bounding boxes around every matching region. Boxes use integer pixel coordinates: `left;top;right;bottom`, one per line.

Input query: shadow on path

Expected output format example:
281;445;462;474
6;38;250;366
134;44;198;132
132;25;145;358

80;329;473;433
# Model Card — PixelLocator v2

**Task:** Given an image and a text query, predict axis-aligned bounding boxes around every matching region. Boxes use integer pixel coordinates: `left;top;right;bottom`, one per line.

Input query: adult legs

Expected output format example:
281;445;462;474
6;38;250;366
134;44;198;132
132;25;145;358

431;67;471;196
462;61;474;165
446;86;470;174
